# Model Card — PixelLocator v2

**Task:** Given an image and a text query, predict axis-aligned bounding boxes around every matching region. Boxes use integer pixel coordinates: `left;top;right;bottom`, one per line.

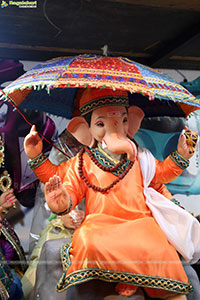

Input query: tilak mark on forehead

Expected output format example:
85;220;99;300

107;111;121;117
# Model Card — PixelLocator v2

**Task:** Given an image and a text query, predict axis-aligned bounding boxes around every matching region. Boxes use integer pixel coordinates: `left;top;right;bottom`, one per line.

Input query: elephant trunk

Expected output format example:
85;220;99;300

102;133;137;162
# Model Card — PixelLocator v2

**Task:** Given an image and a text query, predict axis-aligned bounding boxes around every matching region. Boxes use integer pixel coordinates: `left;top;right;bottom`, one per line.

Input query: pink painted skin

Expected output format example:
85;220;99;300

127;139;137;161
177;126;198;159
61;210;85;229
45;175;71;214
24;124;43;159
114;120;118;127
90;106;138;161
102;133;137;162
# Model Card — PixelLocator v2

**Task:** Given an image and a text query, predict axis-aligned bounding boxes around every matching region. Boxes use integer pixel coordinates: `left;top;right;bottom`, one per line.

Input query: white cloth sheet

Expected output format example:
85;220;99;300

138;147;200;264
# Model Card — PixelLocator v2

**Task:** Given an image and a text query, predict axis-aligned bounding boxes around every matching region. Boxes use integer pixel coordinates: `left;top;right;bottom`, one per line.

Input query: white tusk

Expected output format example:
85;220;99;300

102;140;107;149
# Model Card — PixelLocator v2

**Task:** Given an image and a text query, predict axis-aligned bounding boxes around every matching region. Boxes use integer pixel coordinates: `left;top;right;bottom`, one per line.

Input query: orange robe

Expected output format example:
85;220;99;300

34;149;192;298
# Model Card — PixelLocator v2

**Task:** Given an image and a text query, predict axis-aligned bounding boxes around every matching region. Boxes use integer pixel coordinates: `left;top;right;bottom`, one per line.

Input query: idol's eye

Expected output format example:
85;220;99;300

123;117;128;123
96;121;104;127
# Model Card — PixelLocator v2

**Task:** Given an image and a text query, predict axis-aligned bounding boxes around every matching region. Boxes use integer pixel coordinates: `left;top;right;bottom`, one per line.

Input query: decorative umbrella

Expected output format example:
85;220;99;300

1;54;200;119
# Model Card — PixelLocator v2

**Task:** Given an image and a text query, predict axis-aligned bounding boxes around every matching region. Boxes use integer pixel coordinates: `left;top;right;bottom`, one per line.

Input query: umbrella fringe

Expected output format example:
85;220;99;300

45;86;51;95
2;84;200;105
139;90;145;97
2;81;200;115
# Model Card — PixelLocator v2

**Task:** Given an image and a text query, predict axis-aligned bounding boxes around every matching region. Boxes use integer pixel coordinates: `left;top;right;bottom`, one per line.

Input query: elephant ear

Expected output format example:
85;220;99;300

127;106;145;138
67;117;95;147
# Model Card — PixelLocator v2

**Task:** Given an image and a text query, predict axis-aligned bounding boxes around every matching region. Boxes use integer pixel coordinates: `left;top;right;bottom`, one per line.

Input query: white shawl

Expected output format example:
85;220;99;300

138;147;200;264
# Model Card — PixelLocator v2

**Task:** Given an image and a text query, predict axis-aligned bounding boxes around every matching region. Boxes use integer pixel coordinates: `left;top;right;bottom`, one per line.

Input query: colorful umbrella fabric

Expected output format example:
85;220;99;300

1;54;200;119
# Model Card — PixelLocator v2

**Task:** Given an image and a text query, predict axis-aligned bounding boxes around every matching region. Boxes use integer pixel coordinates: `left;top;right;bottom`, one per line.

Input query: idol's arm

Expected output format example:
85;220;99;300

152;127;197;184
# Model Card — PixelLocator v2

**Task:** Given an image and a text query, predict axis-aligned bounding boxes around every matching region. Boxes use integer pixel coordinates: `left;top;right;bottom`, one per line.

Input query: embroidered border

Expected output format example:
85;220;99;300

27;153;48;170
56;243;193;294
89;148;129;177
169;151;189;170
80;96;129;116
60;242;71;271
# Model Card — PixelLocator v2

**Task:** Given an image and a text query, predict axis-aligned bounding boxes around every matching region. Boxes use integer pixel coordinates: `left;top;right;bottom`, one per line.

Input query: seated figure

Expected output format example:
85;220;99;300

24;88;200;299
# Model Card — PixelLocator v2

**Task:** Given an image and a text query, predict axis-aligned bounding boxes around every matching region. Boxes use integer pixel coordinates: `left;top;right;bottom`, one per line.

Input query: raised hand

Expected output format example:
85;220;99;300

24;125;43;159
0;189;17;209
45;175;70;214
177;127;198;160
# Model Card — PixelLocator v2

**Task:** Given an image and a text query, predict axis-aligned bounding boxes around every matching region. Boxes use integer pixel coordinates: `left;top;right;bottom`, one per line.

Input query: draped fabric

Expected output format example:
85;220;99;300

51;151;192;298
33;147;199;297
138;147;200;264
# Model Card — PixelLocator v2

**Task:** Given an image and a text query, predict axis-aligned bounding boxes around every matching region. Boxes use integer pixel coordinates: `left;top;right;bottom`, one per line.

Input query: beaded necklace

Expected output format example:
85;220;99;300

78;147;134;193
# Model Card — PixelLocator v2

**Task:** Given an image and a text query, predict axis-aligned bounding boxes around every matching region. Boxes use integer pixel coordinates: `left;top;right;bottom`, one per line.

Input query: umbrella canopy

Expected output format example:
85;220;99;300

1;54;200;119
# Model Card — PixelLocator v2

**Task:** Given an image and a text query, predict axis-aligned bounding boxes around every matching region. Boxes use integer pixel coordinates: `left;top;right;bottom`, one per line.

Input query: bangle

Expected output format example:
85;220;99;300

171;198;181;206
169;151;189;170
52;198;73;216
27;153;48;170
176;151;189;161
171;198;185;209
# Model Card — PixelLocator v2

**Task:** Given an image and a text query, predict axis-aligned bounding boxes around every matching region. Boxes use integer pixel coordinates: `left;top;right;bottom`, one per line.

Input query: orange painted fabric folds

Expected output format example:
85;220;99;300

34;151;192;297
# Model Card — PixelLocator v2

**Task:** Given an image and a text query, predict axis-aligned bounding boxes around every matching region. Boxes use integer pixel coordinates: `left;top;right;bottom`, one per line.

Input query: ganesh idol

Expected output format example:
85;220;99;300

24;88;200;300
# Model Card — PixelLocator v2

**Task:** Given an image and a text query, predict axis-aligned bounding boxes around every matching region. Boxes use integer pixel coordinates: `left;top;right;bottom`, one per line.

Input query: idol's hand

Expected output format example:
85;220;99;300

45;175;70;214
24;125;43;159
61;209;84;229
61;214;76;229
69;209;85;228
177;126;198;160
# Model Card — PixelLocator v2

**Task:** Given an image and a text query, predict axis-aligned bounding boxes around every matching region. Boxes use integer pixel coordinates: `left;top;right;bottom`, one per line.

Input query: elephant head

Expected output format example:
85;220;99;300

67;88;144;161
